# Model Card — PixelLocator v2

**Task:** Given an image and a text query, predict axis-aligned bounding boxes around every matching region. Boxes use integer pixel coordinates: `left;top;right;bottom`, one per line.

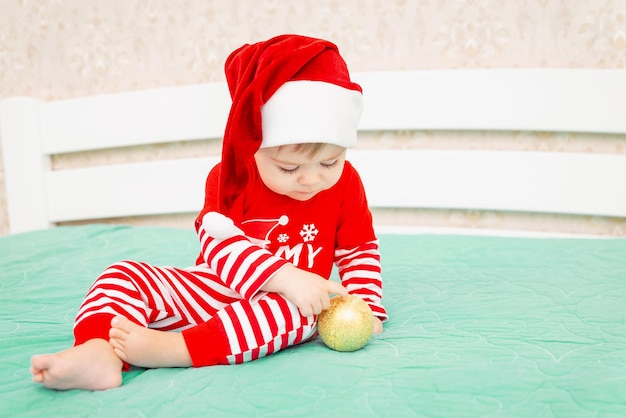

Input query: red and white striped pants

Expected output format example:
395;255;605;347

73;260;316;366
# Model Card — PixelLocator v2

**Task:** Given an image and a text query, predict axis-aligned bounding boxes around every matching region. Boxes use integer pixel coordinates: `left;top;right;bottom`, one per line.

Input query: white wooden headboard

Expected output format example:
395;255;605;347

1;69;626;235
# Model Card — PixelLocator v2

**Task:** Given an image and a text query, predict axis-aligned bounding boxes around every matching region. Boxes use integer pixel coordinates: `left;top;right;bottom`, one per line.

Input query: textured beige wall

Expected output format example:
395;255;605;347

1;0;626;236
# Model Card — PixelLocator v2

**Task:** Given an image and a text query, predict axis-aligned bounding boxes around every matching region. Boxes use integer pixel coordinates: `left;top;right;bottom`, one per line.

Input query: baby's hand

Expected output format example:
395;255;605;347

263;264;348;317
373;316;383;334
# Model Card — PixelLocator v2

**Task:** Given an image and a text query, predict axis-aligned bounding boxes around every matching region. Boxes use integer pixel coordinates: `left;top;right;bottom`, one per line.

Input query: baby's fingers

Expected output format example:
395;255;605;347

326;280;348;299
299;305;313;317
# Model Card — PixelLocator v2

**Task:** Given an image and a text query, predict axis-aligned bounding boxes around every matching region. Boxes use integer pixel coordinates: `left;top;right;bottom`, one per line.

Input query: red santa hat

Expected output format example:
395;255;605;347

218;34;363;215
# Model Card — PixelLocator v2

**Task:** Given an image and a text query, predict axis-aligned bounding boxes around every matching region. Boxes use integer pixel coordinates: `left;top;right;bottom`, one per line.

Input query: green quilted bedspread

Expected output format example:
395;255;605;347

1;225;625;417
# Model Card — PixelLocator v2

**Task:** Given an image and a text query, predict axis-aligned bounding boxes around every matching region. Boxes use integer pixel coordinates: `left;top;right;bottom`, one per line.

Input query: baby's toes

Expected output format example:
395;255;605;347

110;315;138;332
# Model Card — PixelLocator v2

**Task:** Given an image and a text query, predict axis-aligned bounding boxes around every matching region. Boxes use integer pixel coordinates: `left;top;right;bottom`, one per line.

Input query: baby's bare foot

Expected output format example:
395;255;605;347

30;339;123;391
109;316;192;368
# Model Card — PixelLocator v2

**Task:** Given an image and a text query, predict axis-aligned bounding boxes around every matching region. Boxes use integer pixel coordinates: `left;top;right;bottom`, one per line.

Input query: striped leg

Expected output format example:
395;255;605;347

73;260;317;366
73;260;240;343
212;292;317;365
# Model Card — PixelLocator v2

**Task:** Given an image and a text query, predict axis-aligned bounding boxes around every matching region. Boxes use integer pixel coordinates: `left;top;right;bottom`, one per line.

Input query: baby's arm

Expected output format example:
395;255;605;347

335;240;387;333
197;212;347;315
196;212;289;302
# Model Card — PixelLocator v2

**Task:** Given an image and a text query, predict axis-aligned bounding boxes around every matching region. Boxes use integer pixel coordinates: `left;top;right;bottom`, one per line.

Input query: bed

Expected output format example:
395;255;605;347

1;69;626;417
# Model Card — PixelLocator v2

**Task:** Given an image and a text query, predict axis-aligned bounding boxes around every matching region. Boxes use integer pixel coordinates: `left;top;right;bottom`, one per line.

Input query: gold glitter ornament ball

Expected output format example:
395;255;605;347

317;295;374;352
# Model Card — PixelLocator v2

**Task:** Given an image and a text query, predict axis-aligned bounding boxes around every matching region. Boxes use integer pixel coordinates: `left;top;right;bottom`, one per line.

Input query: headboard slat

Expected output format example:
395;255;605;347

34;69;626;155
349;149;626;218
354;69;626;134
42;149;626;223
45;157;219;222
40;83;231;154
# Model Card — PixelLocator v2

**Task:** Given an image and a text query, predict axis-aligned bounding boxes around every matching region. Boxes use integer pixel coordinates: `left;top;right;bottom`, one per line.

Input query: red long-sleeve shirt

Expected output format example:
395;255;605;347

195;160;387;320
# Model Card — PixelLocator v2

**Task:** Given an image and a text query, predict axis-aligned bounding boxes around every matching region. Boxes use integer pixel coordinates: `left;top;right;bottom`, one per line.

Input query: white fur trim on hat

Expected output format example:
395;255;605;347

260;80;363;148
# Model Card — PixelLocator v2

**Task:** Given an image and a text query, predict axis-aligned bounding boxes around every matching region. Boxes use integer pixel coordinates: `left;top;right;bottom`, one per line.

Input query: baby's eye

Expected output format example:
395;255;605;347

279;166;299;174
321;160;338;168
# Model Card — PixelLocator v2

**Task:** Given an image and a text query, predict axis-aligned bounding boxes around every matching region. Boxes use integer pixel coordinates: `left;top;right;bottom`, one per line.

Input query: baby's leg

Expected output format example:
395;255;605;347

30;339;122;391
183;291;317;366
73;261;237;366
109;289;318;368
109;316;192;368
76;261;241;369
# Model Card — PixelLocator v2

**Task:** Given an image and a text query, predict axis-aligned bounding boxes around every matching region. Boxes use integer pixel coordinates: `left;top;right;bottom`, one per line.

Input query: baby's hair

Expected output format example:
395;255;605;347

279;143;342;157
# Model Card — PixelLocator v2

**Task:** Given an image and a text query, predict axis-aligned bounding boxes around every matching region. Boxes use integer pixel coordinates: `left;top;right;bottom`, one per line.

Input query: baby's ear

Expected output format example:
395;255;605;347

202;212;245;239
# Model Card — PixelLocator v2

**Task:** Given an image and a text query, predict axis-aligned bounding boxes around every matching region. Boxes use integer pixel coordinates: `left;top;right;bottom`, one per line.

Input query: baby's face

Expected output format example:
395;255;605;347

254;144;346;201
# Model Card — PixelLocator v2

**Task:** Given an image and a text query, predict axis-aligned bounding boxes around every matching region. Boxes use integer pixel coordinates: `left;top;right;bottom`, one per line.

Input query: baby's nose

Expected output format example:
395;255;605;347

298;170;320;185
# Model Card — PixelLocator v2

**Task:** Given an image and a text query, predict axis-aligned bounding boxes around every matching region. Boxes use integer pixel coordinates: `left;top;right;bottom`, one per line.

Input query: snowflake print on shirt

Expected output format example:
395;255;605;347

264;221;322;270
299;224;319;242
